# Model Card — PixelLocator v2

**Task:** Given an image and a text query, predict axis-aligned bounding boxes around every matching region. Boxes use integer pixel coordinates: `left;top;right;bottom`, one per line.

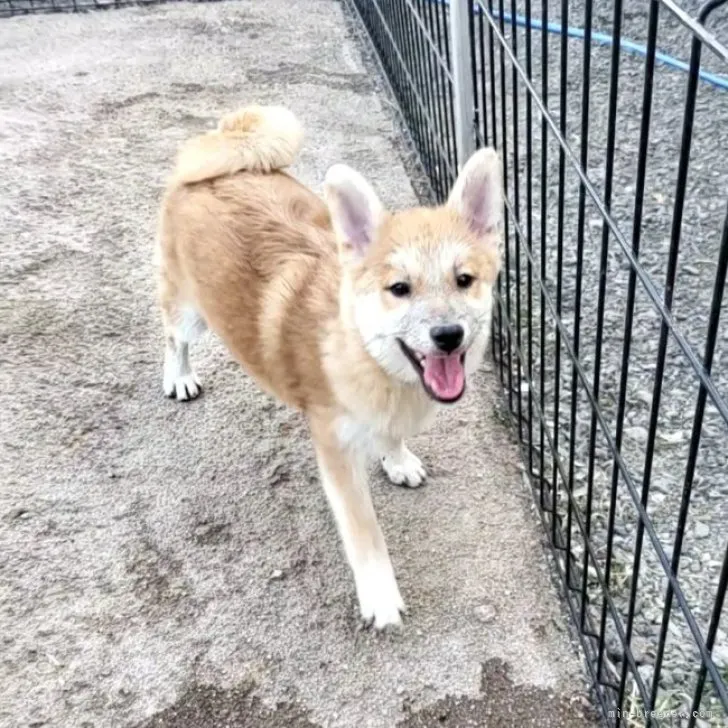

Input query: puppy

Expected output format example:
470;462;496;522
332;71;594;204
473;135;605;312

156;105;503;628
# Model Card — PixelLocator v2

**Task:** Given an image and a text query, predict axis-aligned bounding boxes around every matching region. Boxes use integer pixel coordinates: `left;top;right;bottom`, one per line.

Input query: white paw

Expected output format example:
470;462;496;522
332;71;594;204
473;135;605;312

355;559;406;630
381;447;426;488
163;372;201;401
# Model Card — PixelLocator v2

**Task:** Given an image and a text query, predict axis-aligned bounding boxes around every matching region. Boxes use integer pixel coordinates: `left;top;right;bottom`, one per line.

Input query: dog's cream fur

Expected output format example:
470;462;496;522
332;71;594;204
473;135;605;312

156;105;503;628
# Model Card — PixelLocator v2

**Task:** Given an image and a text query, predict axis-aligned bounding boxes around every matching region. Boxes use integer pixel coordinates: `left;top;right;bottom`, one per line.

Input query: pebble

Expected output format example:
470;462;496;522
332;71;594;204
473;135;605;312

658;430;685;445
651;477;673;494
625;426;649;445
473;604;496;624
711;644;728;668
694;522;710;539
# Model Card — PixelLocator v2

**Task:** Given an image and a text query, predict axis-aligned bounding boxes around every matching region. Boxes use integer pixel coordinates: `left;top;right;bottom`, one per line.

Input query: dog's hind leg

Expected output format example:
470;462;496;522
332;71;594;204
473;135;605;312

379;438;427;488
159;282;207;401
310;415;405;629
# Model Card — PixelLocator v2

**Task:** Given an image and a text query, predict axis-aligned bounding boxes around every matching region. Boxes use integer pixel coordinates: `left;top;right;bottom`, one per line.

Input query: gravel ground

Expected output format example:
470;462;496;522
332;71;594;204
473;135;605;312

0;2;599;727
463;1;728;723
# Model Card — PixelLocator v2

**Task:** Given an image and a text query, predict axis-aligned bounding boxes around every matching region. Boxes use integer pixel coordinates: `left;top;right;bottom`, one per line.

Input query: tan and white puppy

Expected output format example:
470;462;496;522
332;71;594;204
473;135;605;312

156;105;503;628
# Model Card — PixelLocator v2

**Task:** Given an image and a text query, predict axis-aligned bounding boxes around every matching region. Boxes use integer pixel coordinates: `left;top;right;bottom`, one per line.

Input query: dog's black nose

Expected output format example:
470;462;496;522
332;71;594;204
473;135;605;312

430;324;464;353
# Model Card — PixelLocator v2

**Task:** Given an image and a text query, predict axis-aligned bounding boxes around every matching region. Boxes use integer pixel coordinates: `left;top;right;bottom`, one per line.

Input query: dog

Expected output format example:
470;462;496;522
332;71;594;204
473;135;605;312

156;105;503;628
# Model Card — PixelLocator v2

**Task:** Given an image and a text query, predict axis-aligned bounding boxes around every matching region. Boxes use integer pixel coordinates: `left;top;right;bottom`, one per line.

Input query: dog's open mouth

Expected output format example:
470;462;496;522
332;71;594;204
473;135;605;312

397;339;466;404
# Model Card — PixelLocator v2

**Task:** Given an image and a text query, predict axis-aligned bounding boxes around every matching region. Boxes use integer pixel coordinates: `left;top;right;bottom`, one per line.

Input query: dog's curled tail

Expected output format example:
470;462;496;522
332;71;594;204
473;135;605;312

172;105;303;185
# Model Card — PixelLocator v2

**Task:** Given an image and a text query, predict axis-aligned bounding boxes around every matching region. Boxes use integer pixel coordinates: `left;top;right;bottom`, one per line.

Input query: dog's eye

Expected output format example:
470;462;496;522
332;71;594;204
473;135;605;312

456;273;475;289
388;282;411;298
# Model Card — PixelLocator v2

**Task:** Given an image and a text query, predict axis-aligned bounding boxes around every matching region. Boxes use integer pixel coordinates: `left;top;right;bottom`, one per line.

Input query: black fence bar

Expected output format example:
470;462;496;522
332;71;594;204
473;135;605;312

349;0;728;726
538;0;548;517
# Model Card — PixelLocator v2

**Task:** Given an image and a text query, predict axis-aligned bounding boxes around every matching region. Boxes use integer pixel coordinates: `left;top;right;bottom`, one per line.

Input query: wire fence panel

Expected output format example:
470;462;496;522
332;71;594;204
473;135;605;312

351;0;459;200
350;0;728;726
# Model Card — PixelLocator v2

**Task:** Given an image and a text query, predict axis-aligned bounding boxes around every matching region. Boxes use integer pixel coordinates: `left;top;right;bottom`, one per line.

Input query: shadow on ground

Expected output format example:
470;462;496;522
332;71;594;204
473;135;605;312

138;659;597;728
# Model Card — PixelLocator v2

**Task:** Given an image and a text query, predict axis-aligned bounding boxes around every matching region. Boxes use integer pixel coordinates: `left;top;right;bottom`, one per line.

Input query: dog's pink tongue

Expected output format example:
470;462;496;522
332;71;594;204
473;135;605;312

423;353;465;401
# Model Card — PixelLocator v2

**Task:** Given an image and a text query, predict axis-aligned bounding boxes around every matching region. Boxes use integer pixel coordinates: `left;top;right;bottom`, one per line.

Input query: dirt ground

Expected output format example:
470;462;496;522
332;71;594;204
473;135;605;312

1;1;598;726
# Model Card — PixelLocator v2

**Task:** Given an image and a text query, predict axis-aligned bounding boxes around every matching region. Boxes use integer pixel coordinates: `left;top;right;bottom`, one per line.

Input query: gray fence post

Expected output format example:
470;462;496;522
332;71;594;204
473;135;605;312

448;0;476;169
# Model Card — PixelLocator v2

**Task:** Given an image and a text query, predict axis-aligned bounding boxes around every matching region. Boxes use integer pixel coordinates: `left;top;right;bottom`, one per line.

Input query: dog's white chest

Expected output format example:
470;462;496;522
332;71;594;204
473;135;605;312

336;394;437;454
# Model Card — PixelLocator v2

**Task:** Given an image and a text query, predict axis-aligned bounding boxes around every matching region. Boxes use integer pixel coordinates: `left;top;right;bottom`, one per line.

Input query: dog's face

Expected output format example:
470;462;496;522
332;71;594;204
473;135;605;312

325;149;502;403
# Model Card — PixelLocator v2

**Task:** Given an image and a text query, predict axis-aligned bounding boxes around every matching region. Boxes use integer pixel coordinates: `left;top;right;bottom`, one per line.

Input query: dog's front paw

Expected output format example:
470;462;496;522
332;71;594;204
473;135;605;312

163;372;202;401
381;446;426;488
356;560;406;630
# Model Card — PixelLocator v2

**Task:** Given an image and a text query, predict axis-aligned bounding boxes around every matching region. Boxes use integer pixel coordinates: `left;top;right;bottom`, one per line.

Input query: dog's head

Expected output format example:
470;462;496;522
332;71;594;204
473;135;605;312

324;148;503;404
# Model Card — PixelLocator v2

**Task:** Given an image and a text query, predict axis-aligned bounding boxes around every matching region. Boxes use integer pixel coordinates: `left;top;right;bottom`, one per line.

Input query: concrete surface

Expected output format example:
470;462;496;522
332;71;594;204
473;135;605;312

0;1;597;726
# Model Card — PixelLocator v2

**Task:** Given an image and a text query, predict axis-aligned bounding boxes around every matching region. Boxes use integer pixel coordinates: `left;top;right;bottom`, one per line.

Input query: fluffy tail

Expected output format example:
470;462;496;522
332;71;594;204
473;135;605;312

172;105;303;185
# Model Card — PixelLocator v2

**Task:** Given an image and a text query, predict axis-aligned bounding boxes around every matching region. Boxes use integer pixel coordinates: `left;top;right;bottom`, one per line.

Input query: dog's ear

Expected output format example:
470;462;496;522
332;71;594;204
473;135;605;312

324;164;385;257
447;147;502;239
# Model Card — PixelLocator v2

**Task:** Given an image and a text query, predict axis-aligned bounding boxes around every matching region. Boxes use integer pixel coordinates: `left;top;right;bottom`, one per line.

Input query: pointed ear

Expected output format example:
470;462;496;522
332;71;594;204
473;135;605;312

323;164;385;256
448;147;503;238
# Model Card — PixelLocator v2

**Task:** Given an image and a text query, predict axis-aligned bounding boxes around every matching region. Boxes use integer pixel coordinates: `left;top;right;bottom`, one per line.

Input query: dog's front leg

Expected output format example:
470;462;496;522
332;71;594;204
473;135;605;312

378;437;427;488
310;416;405;629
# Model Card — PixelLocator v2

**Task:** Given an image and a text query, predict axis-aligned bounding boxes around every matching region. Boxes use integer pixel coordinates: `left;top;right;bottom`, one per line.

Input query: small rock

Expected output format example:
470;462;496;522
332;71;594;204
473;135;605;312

658;430;685;445
694;522;710;539
474;604;496;624
270;569;284;580
607;634;652;665
711;644;728;668
625;426;648;445
651;477;672;494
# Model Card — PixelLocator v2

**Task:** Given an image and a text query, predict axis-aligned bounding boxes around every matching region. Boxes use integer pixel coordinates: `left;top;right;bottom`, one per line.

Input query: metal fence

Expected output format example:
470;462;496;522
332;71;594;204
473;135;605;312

350;0;728;726
350;0;460;200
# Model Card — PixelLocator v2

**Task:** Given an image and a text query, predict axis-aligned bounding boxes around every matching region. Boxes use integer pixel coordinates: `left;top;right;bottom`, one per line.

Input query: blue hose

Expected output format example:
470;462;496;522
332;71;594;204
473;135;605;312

433;1;728;91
